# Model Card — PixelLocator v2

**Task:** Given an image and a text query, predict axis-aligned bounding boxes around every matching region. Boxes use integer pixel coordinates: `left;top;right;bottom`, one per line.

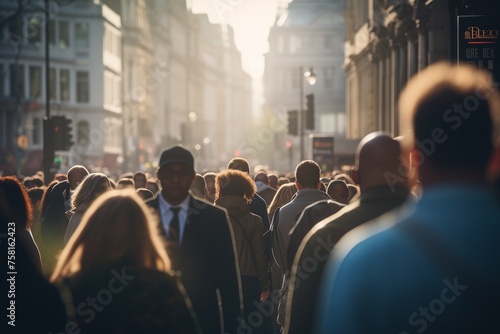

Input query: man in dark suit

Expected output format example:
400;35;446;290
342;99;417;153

150;146;243;334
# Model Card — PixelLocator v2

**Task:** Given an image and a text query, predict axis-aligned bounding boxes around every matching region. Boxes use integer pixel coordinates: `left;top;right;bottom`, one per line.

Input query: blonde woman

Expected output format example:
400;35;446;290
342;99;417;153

51;190;200;333
63;173;111;245
214;170;270;332
268;182;298;218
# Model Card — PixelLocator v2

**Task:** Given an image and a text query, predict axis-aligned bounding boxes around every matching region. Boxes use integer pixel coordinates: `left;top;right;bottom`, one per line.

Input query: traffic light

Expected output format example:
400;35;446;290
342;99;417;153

288;110;298;136
51;115;74;151
63;116;74;150
305;93;315;130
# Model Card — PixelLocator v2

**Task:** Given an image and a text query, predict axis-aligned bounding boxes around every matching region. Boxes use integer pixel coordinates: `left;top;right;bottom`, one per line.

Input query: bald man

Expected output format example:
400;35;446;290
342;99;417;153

283;132;412;334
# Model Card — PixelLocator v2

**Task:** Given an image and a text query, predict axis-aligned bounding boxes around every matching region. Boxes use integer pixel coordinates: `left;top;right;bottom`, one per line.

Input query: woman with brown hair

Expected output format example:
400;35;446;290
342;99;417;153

51;190;200;333
215;169;270;332
64;172;111;245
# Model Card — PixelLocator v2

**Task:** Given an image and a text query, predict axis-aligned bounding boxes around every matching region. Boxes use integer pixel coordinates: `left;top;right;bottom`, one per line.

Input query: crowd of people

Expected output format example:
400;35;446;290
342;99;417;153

1;62;500;333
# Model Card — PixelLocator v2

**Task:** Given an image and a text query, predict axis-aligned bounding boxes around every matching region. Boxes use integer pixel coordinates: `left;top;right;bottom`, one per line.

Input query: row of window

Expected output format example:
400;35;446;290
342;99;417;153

1;63;89;103
276;35;337;54
2;15;89;49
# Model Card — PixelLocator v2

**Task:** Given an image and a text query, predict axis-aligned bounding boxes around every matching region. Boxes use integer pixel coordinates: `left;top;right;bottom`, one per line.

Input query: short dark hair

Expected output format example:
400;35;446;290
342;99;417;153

399;63;499;173
295;160;320;188
227;158;250;174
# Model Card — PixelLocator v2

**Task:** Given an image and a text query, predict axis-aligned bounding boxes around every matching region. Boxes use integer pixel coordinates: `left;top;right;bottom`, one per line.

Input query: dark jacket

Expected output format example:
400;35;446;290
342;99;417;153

149;194;243;334
284;185;411;334
65;264;201;334
257;186;277;206
286;199;345;270
216;196;270;291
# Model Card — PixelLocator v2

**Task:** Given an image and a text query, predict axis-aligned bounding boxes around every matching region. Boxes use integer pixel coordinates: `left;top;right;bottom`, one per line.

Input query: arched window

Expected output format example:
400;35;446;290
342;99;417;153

77;120;90;146
33;117;40;145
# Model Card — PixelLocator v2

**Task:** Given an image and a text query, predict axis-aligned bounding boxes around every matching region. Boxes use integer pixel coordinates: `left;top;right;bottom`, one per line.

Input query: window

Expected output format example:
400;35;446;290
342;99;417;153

60;69;70;102
289;35;301;54
277;36;284;54
77;71;89;103
8;18;23;41
324;67;334;89
59;21;70;49
77;120;90;146
9;64;25;98
49;19;56;45
49;68;56;100
75;22;89;49
29;66;42;99
33;118;40;145
27;15;42;46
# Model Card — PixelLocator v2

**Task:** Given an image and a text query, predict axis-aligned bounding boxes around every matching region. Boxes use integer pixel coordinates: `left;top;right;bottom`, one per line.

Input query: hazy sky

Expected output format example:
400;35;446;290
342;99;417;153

191;0;292;78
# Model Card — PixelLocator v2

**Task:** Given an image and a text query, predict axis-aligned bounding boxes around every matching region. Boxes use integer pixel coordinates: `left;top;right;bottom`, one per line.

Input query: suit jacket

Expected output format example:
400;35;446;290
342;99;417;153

149;194;243;334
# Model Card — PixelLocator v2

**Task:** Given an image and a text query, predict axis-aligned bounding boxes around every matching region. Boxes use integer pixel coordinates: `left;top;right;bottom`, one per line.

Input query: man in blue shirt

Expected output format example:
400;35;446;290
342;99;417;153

314;63;500;333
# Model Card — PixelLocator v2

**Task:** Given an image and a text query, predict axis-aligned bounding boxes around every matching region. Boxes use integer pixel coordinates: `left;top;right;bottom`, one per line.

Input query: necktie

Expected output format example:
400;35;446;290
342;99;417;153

169;207;181;243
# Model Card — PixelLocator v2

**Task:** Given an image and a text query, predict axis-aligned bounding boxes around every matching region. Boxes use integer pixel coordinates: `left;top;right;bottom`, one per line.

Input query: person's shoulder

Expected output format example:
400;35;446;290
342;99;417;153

191;196;226;216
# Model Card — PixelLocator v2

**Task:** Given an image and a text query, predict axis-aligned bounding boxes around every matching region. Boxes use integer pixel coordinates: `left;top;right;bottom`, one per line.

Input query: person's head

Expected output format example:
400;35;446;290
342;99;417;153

0;176;33;230
333;173;354;185
71;173;112;209
203;172;217;202
117;178;135;189
399;62;500;185
295;160;321;190
216;169;256;203
327;180;349;204
133;171;148;190
277;176;290;189
190;174;206;199
67;165;90;190
227;157;250;174
268;182;298;217
268;174;278;189
136;188;154;201
145;178;160;196
51;190;170;283
157;146;195;206
254;172;269;185
352;131;403;191
28;187;45;211
22;176;34;189
30;176;44;188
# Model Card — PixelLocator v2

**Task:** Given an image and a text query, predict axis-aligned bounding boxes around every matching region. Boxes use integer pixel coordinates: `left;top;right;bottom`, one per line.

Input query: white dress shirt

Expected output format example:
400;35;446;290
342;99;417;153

158;194;190;245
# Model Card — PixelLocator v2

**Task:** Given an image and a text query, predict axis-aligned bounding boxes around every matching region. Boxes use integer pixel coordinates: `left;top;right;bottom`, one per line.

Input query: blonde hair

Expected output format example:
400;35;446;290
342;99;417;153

51;190;170;283
268;182;298;217
71;173;111;209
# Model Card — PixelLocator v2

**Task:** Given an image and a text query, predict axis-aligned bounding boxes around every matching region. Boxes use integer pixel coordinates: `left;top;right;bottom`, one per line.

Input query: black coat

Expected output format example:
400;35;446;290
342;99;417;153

149;195;243;334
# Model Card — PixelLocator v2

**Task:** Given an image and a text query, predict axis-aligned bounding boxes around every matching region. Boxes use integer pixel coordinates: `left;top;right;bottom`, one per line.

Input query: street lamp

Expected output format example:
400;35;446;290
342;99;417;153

300;66;316;160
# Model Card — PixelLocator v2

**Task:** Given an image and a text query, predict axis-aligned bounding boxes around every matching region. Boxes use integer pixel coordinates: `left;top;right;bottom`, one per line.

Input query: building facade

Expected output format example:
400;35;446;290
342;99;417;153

0;0;122;175
344;0;495;140
264;0;347;171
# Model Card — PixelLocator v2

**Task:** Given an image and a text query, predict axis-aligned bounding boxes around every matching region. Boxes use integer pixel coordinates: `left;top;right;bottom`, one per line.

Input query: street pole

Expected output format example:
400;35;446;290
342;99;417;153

299;66;304;161
43;0;54;184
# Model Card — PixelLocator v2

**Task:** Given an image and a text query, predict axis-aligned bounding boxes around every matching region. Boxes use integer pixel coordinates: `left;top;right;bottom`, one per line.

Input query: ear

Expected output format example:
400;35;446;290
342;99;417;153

295;180;303;190
409;145;423;170
316;181;321;190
